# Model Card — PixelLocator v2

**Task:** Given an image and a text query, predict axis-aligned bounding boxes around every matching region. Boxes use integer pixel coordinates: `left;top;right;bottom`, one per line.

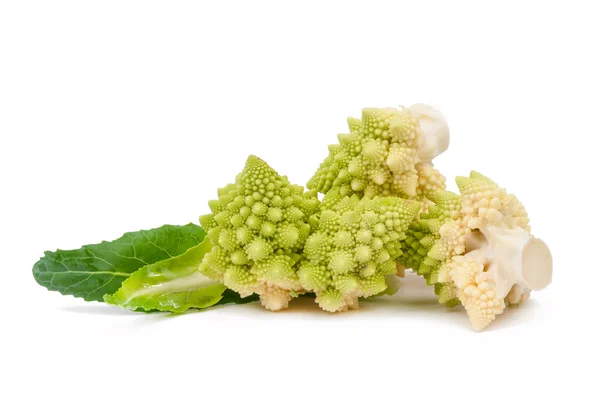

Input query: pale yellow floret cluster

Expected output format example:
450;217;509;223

307;107;446;203
200;155;319;311
506;285;531;305
415;162;447;211
454;172;529;232
399;171;540;330
443;255;505;332
434;172;532;330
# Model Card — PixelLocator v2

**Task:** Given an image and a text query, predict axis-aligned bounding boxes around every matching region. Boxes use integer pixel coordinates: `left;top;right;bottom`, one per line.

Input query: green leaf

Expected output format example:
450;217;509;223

104;238;225;312
32;224;205;302
218;289;259;306
131;289;259;313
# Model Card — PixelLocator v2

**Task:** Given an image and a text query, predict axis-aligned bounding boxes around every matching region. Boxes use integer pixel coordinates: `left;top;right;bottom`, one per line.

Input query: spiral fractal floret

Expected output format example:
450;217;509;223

307;105;447;209
298;194;420;312
397;171;552;331
200;155;319;311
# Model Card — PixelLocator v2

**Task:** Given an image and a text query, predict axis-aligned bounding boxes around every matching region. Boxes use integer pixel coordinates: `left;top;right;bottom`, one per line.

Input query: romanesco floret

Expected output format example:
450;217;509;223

298;194;420;312
199;155;319;311
397;189;461;303
398;171;552;331
307;105;448;208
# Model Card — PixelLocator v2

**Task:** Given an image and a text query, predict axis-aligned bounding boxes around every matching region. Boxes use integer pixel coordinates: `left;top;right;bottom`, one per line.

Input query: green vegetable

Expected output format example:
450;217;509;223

32;224;206;302
398;172;552;331
104;238;227;312
298;194;420;312
199;155;320;311
307;106;447;209
31;103;553;332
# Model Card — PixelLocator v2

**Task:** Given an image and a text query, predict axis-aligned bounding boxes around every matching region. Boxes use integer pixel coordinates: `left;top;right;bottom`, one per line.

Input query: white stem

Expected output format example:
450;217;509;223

408;103;450;162
124;272;215;303
521;237;553;290
465;224;553;299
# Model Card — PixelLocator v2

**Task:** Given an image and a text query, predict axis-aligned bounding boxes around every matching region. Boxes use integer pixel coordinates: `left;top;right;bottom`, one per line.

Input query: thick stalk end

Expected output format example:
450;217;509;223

522;238;553;291
408;103;450;162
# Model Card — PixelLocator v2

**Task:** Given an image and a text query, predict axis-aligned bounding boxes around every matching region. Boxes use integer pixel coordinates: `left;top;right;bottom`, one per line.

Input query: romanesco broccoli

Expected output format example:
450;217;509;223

298;194;420;312
200;155;319;311
307;104;448;209
34;102;553;333
398;171;552;331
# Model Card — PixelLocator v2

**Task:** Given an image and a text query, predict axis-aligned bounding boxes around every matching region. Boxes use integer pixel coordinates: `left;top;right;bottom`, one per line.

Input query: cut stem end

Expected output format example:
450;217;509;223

521;238;553;291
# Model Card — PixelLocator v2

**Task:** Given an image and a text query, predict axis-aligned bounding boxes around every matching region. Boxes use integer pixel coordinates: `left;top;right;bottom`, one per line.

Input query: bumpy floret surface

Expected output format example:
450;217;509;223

200;155;319;310
298;194;420;312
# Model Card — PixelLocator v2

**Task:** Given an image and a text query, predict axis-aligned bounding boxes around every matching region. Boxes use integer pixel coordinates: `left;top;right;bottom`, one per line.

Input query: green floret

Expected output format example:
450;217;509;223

398;191;460;275
397;190;461;306
298;193;420;312
200;155;319;311
307;107;447;209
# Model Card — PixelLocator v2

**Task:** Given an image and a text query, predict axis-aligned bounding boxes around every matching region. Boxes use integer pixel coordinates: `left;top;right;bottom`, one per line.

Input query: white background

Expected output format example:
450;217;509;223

1;1;598;397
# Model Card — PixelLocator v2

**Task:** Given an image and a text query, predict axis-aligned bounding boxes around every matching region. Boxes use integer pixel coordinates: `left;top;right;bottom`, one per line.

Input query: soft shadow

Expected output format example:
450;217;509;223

363;272;443;310
60;272;541;332
129;301;266;325
481;299;539;332
227;272;454;322
362;274;543;332
61;304;144;316
129;311;183;325
284;296;346;318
